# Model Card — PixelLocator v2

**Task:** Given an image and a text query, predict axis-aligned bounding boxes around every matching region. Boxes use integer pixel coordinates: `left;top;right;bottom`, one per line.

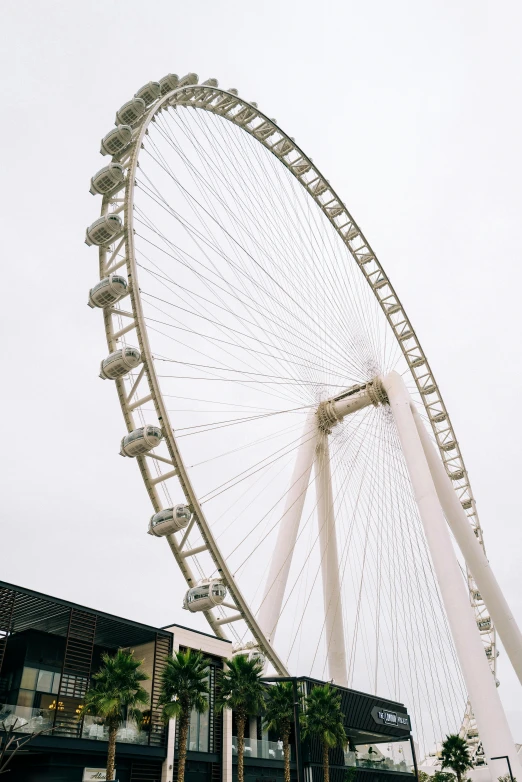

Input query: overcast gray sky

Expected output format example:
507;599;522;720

2;0;522;741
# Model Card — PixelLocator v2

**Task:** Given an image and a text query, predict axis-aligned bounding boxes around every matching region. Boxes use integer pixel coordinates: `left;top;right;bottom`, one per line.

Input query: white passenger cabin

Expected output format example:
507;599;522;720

100;347;141;380
120;425;162;457
88;275;128;308
183;581;227;612
148;505;192;537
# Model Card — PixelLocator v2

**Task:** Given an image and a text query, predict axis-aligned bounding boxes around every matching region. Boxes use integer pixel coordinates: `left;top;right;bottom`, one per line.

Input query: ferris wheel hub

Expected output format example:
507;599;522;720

317;376;388;431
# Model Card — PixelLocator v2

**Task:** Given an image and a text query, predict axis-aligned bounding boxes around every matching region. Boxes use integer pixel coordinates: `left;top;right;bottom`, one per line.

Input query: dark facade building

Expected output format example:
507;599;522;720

0;581;172;781
298;677;416;782
0;582;416;782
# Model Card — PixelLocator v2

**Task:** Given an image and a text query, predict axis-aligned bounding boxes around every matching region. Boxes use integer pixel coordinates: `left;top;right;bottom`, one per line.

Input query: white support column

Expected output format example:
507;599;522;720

412;406;522;687
162;639;179;782
382;371;520;778
314;430;348;686
249;716;258;757
222;705;233;782
258;410;318;642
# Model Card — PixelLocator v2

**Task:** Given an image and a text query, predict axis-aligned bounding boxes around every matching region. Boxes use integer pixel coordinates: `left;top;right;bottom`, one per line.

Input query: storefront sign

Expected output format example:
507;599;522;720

371;706;410;731
83;770;116;781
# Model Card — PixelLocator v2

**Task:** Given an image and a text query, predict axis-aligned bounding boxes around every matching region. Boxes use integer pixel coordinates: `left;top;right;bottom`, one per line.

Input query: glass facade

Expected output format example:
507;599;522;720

16;666;61;709
344;739;414;774
232;737;292;761
187;706;210;752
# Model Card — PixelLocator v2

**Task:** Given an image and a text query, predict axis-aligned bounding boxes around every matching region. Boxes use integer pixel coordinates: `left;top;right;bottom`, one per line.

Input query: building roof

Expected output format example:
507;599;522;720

0;581;170;649
160;621;231;642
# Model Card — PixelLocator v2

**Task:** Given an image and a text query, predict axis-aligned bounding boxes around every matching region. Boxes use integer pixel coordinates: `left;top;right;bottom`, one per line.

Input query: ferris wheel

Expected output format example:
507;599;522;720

85;73;522;768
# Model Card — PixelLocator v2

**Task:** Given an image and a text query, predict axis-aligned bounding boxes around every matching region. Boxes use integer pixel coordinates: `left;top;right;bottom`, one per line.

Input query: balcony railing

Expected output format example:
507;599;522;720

82;715;149;745
232;736;291;761
0;705;54;733
344;743;415;775
0;704;149;746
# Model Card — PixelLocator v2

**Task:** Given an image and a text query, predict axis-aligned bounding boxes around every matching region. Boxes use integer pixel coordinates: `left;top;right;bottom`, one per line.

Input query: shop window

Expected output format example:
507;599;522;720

20;667;38;690
17;689;34;708
37;670;53;693
187;704;210;752
345;739;414;774
20;666;60;695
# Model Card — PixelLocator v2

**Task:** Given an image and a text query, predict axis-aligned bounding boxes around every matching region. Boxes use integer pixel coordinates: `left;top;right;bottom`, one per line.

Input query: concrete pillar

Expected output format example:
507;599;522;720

222;708;233;782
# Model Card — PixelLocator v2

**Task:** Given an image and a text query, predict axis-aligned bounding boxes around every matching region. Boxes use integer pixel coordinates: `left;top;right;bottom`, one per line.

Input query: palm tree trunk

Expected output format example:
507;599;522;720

177;712;190;782
237;715;246;782
283;729;291;782
323;742;329;782
106;725;117;781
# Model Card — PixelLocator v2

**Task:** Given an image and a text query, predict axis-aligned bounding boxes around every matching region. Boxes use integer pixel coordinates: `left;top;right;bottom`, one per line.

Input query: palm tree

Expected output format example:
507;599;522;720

263;682;294;782
441;734;473;782
301;684;347;782
216;654;265;782
158;649;210;782
83;649;149;781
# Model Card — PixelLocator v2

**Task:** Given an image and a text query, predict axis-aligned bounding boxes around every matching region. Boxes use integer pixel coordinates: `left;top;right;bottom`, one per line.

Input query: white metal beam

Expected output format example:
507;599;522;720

383;371;520;778
314;430;348;686
412;405;522;687
258;410;318;642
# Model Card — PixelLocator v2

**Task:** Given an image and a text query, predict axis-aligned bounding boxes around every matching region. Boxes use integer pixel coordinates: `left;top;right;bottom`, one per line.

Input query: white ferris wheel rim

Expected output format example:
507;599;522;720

94;80;495;694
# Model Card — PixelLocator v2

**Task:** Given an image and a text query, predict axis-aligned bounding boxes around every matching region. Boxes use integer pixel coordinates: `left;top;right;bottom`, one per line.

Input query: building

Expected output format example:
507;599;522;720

0;582;416;782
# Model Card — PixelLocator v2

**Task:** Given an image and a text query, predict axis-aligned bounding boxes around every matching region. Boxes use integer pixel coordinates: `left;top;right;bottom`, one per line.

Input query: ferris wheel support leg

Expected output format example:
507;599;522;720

258;410;318;643
382;371;520;778
314;430;348;687
412;406;522;689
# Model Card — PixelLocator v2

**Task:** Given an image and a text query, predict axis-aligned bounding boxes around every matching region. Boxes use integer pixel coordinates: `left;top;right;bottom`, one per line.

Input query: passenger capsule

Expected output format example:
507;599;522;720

477;617;491;632
100;346;141;379
159;73;179;95
450;469;465;481
85;214;123;246
148;504;192;537
201;78;219;88
88;274;128;308
135;81;161;106
120;425;162;457
89;163;125;196
441;440;456;452
183;580;226;612
100;124;133;156
115;97;146;126
178;73;199;87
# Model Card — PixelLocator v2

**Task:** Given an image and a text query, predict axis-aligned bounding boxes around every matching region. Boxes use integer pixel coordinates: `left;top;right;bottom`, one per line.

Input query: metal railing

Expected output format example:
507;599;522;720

232;736;291;761
0;704;150;746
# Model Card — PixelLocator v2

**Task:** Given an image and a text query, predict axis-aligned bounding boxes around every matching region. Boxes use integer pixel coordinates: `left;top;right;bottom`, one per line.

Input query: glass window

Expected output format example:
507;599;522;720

345;739;414;774
198;709;209;752
51;673;61;694
188;709;199;751
20;667;38;690
185;681;210;754
37;670;53;693
17;689;34;708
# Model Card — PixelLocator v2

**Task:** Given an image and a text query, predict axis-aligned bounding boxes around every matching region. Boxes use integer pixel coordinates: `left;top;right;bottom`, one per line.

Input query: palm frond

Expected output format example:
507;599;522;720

215;655;265;718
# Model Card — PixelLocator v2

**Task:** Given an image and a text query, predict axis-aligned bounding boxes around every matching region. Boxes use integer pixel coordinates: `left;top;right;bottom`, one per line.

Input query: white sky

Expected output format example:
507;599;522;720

2;0;522;743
